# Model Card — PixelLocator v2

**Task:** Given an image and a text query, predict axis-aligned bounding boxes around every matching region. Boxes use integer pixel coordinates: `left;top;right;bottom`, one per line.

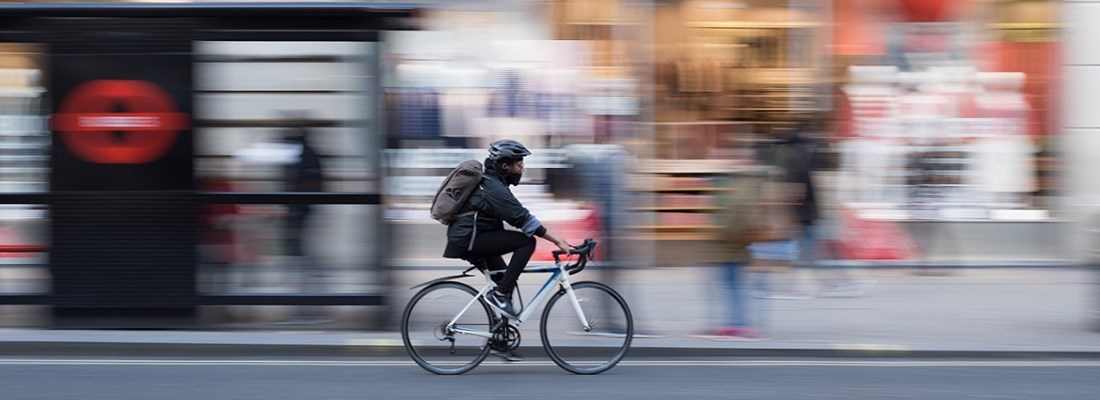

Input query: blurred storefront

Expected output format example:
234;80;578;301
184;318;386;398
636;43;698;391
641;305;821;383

618;0;830;266
558;0;1066;266
378;0;1071;267
834;0;1060;213
2;1;1070;274
830;0;1064;263
622;0;1066;266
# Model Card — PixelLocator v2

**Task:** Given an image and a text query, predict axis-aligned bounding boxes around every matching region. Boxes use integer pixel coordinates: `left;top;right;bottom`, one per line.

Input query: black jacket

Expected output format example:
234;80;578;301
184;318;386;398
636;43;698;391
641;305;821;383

756;132;819;227
282;133;323;217
442;159;544;258
773;134;819;226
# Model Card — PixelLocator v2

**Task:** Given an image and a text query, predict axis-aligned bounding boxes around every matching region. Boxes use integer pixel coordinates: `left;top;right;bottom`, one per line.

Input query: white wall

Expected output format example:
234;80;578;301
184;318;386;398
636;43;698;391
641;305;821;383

1062;0;1100;261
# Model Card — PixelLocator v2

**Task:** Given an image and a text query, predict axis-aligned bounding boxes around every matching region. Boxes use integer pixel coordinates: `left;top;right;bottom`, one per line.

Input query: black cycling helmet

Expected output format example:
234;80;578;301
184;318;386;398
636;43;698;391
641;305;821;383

488;139;531;163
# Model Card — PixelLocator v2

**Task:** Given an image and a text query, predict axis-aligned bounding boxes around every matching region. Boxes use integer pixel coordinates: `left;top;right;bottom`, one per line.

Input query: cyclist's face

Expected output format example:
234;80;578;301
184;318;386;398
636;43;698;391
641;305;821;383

506;159;524;173
503;159;524;186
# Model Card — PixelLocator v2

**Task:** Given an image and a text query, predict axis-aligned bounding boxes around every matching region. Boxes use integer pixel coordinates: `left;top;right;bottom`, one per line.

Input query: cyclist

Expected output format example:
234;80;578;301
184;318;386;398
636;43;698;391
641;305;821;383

443;139;573;319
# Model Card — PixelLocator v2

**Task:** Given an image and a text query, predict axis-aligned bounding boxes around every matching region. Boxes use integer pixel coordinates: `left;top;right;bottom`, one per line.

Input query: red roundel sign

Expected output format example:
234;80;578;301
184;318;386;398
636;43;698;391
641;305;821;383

51;80;188;164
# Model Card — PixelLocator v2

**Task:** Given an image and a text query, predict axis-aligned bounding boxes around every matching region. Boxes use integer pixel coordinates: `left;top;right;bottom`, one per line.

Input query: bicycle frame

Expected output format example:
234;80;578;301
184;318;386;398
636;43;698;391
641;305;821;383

446;257;592;339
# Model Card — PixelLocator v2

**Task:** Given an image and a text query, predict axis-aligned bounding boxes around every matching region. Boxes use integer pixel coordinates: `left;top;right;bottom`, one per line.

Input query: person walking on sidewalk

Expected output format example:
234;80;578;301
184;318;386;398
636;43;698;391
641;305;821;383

697;150;771;341
778;121;875;296
745;127;810;299
275;121;332;325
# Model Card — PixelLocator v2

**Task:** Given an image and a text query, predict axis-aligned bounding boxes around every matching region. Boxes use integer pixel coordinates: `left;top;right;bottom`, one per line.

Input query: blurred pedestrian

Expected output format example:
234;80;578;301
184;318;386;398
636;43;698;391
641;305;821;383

746;126;811;299
760;121;874;298
563;142;661;337
273;116;331;325
696;143;771;341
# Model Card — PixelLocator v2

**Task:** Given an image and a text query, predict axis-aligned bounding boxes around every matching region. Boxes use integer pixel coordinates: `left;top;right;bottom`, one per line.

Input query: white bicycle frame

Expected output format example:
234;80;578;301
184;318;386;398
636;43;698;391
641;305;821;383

446;257;593;340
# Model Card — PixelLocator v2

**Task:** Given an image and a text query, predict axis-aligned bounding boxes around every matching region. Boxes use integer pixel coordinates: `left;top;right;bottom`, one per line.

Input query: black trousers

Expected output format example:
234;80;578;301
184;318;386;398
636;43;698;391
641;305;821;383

466;230;536;296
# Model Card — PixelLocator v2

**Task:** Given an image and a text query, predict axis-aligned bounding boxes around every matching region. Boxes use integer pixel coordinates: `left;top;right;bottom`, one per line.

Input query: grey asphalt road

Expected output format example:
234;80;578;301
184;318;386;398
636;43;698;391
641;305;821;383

1;356;1098;400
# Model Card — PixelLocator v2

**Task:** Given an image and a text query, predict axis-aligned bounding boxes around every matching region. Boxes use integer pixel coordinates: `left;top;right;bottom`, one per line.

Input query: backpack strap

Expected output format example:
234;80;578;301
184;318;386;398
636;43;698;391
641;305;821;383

466;211;479;252
463;182;484;252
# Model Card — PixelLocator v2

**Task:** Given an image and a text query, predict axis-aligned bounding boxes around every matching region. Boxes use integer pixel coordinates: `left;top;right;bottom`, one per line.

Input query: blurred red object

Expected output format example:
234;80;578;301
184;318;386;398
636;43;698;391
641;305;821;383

832;0;889;56
838;208;918;260
531;208;601;262
199;177;254;264
896;0;960;22
0;226;45;258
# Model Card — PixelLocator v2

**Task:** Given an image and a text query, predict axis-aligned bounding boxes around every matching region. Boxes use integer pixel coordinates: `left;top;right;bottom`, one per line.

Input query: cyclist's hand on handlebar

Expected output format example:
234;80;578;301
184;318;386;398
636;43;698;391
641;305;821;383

555;240;573;255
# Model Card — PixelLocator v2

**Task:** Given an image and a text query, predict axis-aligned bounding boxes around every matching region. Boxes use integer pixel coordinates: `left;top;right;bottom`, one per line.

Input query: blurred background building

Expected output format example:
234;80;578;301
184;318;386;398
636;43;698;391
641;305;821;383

379;0;1068;268
0;0;1090;329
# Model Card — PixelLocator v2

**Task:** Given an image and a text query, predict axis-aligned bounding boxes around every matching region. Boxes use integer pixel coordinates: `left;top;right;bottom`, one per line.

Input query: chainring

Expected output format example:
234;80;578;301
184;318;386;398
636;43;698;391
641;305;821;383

491;324;521;352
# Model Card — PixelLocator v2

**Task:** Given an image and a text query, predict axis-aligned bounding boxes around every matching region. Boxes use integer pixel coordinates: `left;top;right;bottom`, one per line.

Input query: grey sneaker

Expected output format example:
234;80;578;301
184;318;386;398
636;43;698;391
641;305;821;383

485;291;517;318
490;349;524;362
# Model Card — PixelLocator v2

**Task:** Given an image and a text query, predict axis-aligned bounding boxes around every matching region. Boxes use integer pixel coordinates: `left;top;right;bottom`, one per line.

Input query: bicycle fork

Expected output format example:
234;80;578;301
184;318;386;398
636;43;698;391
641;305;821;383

559;278;593;332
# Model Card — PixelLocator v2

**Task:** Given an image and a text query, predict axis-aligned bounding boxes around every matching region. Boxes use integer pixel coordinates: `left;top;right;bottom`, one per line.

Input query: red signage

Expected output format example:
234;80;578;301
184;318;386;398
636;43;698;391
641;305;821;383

896;0;959;22
51;80;188;164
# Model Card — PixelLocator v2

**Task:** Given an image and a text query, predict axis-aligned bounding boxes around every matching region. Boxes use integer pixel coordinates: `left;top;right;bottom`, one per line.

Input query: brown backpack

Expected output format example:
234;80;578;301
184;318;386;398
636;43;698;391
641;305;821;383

430;159;484;225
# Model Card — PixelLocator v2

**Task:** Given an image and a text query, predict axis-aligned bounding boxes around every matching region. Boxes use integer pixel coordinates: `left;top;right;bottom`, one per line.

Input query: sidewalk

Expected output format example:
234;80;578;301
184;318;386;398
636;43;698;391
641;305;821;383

1;266;1098;358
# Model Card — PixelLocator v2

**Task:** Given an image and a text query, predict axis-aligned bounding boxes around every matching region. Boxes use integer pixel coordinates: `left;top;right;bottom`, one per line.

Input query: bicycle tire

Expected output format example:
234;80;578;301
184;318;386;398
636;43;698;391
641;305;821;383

401;281;493;375
540;281;633;374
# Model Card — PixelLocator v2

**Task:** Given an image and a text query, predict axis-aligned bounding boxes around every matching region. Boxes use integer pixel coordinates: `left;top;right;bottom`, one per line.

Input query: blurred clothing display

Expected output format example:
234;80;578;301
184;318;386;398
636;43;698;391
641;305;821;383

387;88;443;138
487;70;530;118
971;135;1036;196
439;88;488;138
840;65;1040;217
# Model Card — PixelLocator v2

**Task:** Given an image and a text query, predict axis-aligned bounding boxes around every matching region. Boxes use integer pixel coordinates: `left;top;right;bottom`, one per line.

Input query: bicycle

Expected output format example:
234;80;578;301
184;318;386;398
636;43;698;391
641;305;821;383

400;238;633;375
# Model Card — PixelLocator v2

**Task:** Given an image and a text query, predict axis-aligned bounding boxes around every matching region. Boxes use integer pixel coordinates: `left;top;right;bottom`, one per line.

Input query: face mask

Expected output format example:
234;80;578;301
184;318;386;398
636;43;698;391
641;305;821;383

505;171;523;186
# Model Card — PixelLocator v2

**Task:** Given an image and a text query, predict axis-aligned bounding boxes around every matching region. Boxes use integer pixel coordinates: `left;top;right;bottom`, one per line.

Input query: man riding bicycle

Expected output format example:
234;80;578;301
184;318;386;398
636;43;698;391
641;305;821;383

442;139;573;321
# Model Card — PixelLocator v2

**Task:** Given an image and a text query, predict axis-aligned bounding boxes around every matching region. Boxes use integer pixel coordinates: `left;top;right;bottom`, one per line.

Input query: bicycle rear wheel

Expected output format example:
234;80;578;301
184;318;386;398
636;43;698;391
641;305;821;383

540;281;633;374
401;281;493;375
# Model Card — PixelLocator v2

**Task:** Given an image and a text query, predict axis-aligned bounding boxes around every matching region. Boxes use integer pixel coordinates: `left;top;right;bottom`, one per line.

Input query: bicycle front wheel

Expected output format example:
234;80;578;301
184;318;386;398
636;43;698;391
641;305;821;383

540;281;633;374
401;281;493;375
